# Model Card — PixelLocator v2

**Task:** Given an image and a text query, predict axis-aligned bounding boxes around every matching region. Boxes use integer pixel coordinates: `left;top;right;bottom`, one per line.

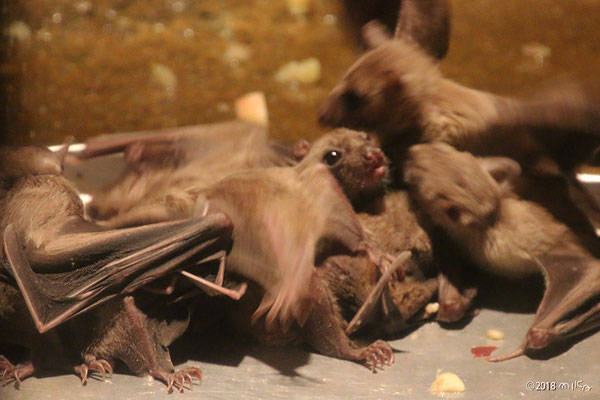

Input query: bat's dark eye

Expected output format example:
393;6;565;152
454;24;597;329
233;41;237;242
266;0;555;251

323;150;342;166
341;90;365;112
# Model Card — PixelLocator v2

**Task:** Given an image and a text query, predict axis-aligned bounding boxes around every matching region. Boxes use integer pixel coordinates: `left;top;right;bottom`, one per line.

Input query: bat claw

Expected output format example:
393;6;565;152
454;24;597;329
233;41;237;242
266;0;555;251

74;363;89;385
151;366;202;393
361;340;394;372
1;356;35;388
75;356;114;384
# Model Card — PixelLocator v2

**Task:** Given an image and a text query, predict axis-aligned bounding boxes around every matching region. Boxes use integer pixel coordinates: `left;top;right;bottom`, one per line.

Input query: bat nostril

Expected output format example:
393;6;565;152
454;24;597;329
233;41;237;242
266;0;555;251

363;149;384;167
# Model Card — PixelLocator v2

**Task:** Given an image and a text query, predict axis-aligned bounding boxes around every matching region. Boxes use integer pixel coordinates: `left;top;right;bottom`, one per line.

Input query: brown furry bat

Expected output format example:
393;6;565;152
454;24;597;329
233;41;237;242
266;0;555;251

404;142;600;360
319;0;599;173
90;152;397;370
294;129;475;325
0;145;232;390
85;121;295;222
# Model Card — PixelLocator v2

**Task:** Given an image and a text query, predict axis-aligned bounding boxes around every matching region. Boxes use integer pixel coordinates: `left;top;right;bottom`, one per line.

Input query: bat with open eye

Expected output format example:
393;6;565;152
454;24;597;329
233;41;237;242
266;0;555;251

294;129;475;326
92;147;398;371
0;145;233;390
318;0;600;177
404;142;600;360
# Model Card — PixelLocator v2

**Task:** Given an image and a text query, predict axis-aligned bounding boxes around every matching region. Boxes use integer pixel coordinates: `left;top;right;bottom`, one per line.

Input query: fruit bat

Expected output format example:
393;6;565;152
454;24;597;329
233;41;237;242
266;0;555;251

0;282;202;392
404;142;600;360
81;121;295;222
0;145;233;333
90;144;397;370
318;0;600;172
0;145;235;390
294;129;475;325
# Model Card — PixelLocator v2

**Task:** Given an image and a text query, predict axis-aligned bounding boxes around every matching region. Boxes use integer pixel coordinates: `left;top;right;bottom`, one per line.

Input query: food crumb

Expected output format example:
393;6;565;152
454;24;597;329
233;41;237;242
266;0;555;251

486;328;504;340
429;372;465;394
274;58;321;84
425;302;439;315
235;91;269;126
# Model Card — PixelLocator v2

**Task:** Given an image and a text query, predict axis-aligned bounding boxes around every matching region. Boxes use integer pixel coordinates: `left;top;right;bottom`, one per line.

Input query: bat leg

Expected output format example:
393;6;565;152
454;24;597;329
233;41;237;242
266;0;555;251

180;270;248;300
80;127;193;159
346;251;411;335
83;296;198;392
302;273;394;371
0;356;35;388
142;275;180;295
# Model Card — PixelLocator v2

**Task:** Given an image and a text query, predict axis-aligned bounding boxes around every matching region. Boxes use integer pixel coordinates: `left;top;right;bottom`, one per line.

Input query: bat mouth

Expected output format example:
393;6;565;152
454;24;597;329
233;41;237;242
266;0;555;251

373;165;388;179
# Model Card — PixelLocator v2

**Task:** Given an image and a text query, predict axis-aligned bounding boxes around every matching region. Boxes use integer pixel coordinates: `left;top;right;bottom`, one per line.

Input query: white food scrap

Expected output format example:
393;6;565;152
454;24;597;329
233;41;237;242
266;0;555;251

235;91;269;126
486;328;505;340
429;372;465;394
425;302;439;315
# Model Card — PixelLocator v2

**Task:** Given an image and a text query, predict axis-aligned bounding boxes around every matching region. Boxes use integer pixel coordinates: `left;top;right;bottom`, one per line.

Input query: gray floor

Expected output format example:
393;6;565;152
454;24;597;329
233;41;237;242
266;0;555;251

1;308;598;399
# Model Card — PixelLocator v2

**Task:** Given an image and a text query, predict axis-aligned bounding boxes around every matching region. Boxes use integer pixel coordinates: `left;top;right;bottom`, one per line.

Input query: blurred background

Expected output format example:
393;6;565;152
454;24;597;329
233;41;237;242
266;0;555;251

1;0;599;146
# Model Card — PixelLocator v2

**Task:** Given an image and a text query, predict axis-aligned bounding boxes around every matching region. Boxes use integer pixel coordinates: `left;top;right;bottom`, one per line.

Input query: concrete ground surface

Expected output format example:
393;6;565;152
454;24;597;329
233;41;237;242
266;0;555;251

1;308;597;400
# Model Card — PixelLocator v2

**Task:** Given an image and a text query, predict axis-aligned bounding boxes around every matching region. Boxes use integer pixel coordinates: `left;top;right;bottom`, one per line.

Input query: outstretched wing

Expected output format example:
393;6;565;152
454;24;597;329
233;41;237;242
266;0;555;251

2;213;232;333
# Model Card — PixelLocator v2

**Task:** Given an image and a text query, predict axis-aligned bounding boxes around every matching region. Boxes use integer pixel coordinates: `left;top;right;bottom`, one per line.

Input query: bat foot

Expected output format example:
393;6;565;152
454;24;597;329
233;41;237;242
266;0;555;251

0;356;35;388
361;340;395;372
74;355;114;385
436;293;475;323
151;366;202;393
525;327;553;350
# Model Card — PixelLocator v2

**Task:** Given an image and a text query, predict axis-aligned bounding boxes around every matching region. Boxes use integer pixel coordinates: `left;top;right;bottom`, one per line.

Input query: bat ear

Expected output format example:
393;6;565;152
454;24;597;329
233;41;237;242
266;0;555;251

361;20;392;49
52;136;75;168
479;157;521;191
292;138;311;160
394;0;451;60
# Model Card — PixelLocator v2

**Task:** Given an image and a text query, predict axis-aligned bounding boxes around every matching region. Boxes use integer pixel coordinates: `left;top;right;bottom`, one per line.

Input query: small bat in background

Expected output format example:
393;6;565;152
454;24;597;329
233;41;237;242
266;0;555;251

294;129;475;326
318;0;600;175
0;145;233;390
82;121;295;222
404;142;600;360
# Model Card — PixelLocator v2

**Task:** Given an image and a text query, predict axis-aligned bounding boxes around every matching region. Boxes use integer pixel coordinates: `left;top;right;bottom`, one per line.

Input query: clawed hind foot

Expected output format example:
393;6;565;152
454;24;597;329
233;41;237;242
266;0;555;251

0;355;35;388
151;366;202;393
361;340;395;372
74;355;113;385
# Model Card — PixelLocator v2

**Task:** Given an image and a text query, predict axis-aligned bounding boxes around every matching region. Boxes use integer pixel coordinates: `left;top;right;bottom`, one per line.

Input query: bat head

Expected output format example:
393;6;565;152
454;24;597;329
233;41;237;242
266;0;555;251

0;145;66;182
318;21;442;139
404;143;521;236
294;128;389;205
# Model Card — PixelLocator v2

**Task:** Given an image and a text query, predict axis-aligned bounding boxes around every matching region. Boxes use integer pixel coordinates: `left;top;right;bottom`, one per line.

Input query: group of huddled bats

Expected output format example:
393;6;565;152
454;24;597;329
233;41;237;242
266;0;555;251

1;0;599;393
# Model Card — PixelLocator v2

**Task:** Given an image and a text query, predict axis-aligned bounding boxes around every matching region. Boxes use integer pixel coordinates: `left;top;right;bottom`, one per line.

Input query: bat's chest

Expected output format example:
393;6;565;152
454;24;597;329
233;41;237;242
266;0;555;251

468;228;539;279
